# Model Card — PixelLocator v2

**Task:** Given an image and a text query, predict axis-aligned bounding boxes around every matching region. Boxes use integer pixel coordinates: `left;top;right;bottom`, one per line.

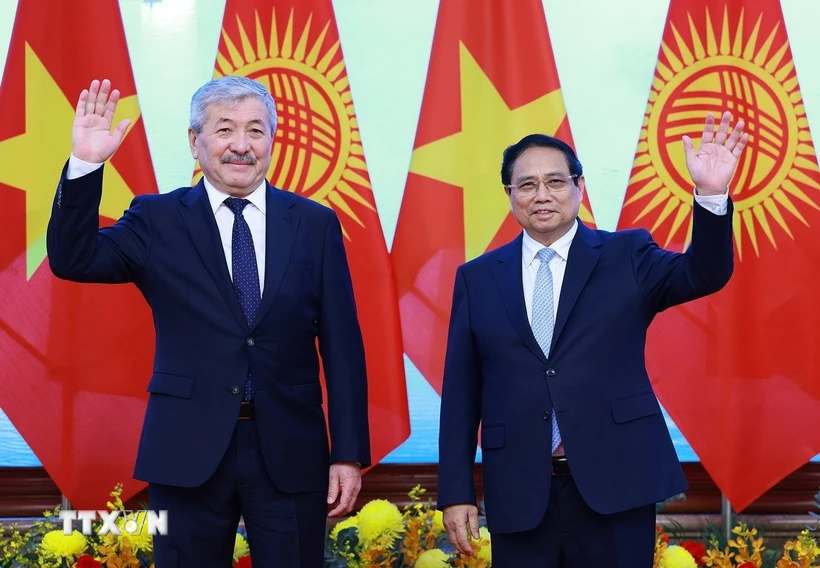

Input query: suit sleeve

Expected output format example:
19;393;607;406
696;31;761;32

318;210;371;467
631;198;734;313
47;161;151;284
437;265;482;509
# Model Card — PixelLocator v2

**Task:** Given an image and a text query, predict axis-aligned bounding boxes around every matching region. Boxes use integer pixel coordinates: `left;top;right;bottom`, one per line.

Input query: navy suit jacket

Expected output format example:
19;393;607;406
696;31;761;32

437;200;734;534
47;164;370;492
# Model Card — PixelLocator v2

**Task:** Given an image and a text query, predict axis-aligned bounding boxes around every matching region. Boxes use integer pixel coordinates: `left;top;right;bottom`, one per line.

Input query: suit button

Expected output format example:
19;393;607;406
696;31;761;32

246;337;255;347
230;385;240;395
546;369;556;377
543;411;550;420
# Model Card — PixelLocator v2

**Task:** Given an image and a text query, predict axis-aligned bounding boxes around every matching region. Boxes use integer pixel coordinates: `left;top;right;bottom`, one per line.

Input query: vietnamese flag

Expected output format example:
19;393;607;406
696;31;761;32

199;0;411;464
391;0;596;394
617;0;820;511
0;1;158;508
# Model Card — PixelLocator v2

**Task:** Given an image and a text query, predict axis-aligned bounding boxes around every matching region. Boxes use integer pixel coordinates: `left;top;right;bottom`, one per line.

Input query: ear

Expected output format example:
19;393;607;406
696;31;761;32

188;128;198;159
576;175;586;198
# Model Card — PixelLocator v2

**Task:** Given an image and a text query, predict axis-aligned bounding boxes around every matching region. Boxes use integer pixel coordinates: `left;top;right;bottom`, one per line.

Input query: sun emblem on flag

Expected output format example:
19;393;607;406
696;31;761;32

625;6;820;259
193;8;375;238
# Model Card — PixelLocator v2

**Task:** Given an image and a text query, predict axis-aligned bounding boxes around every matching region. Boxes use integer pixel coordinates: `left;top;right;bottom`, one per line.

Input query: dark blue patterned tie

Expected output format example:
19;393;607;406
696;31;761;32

224;197;261;401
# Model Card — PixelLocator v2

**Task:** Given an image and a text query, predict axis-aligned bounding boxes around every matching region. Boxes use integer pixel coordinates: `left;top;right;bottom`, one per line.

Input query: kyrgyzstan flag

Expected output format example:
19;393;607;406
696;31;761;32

199;0;411;464
617;0;820;511
391;0;596;394
0;1;157;508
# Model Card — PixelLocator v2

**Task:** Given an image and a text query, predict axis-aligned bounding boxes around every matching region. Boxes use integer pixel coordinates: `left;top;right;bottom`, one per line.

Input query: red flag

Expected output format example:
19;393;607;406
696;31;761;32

617;0;820;511
0;2;157;508
391;0;596;394
200;0;410;464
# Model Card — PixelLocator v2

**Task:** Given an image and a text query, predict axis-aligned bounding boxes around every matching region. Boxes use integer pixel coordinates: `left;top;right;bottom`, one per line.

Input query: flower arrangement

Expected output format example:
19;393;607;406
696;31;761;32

654;523;704;567
4;483;820;568
0;484;487;568
653;522;820;568
0;484;153;568
324;485;491;567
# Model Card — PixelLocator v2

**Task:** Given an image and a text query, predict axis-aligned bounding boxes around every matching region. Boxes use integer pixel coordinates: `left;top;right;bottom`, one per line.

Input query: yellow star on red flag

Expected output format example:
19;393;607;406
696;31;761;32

392;0;594;394
0;43;140;279
410;43;568;261
0;0;158;511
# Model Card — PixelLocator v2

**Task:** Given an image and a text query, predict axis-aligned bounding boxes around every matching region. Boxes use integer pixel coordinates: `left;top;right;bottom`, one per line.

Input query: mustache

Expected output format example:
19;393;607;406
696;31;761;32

221;153;256;165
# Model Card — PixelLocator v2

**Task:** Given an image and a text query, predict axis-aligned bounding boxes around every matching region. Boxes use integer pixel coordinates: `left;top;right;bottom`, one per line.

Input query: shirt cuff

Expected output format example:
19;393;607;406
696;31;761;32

693;189;729;216
67;154;104;180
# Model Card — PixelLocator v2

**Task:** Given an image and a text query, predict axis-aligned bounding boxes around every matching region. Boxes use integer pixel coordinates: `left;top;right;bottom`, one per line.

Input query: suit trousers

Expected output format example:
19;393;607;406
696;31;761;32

491;473;656;567
149;420;327;568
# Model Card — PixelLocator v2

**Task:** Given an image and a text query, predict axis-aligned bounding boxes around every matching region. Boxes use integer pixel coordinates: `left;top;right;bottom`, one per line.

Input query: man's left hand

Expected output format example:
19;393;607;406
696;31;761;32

683;110;749;195
327;462;362;517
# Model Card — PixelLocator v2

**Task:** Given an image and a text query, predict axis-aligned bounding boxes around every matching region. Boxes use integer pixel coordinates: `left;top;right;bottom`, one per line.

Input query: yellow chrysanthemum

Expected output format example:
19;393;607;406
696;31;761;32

415;548;450;568
330;517;359;541
659;545;697;568
356;499;404;546
473;526;492;564
116;512;153;554
233;533;249;561
39;530;88;559
431;510;445;535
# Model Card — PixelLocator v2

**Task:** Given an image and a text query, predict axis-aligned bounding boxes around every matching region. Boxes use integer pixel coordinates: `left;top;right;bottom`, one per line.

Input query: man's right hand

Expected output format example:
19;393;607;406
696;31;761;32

72;79;130;163
443;503;480;556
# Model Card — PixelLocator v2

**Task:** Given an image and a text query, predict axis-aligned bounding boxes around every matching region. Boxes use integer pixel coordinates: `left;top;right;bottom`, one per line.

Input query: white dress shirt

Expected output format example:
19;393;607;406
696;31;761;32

202;177;266;294
521;190;728;324
522;219;577;324
66;154;267;293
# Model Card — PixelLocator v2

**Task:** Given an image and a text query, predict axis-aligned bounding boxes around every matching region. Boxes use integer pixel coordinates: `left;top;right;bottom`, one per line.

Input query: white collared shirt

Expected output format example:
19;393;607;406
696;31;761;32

522;220;578;324
202;178;266;294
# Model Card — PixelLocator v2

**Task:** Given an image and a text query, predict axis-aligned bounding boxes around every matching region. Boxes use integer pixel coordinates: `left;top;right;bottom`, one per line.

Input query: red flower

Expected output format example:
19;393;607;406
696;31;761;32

655;525;670;543
679;541;706;565
234;557;252;568
737;563;756;568
76;555;102;568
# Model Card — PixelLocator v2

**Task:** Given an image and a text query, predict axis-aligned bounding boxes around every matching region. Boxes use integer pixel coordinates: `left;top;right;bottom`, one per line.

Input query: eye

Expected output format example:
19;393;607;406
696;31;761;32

519;181;538;192
546;179;566;189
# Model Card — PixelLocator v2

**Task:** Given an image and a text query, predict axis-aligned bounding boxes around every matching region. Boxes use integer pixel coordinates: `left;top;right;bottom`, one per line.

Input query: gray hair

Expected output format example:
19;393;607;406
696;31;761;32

189;76;278;135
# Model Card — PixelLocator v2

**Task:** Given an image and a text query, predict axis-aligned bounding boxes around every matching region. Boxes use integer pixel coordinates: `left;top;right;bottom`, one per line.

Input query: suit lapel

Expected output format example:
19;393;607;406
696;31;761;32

551;221;603;352
178;181;248;334
492;236;548;365
250;184;298;332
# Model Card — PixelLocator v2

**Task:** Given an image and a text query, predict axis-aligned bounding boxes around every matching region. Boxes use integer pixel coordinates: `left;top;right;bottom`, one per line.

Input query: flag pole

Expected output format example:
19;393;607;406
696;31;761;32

61;494;71;512
721;493;735;542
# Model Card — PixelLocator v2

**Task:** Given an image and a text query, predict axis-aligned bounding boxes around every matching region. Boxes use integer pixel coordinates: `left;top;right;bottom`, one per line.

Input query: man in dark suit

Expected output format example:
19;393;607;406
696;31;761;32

438;112;748;567
47;76;370;567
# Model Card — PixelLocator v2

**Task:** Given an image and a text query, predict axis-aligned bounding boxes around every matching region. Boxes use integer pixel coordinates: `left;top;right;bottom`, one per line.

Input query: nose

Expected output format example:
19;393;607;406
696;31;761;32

229;132;252;153
534;181;554;201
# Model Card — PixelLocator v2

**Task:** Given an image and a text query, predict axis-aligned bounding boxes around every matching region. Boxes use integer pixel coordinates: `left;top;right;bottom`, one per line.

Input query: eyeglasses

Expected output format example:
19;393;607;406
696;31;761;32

505;174;578;196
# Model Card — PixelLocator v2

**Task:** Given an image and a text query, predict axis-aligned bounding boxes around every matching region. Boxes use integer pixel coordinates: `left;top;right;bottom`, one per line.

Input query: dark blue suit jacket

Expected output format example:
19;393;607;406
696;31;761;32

437;200;734;534
47;164;370;493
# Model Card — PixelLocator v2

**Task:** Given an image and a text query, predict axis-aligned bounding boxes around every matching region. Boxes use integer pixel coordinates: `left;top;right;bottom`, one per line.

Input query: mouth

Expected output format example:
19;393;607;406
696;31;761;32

531;209;556;219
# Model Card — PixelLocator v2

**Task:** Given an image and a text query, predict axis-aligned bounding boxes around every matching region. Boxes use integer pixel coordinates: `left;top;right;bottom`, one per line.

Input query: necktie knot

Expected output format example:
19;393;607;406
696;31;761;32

224;197;250;216
537;247;557;264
